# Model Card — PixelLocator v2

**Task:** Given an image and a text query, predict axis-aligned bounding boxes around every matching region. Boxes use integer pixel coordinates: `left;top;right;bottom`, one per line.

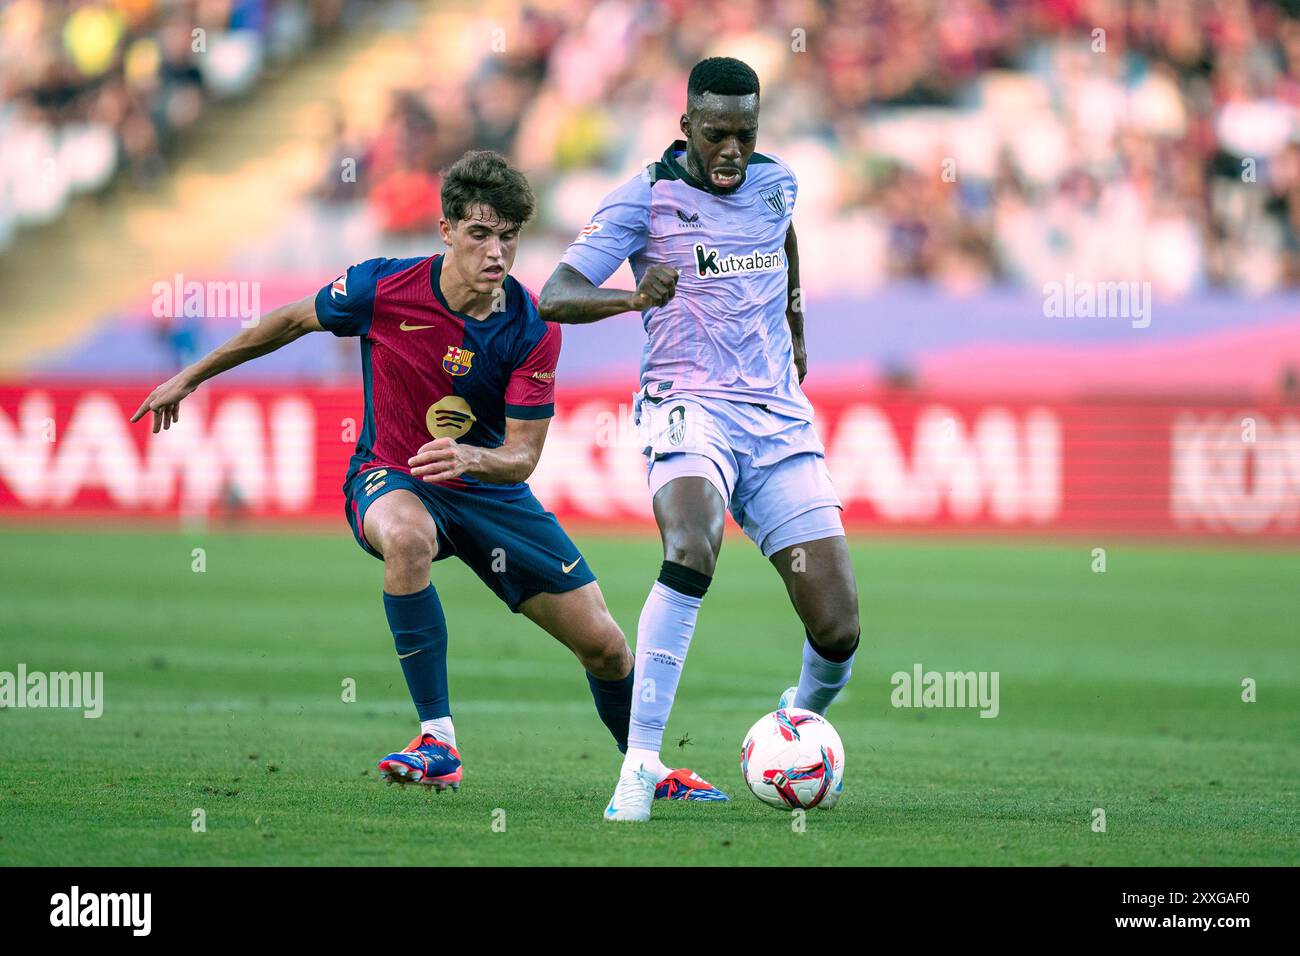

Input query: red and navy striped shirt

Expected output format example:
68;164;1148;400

315;253;560;493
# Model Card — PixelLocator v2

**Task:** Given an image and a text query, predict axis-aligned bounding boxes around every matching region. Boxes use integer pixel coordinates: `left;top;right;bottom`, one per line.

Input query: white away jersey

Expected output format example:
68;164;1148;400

560;139;812;422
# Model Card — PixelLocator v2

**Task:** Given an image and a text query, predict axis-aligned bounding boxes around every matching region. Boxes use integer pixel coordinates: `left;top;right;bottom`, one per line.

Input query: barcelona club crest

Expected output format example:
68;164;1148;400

442;345;474;377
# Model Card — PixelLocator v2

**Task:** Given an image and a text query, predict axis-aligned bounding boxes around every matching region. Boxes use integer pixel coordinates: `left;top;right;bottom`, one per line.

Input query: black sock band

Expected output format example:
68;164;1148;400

807;628;860;664
658;560;712;598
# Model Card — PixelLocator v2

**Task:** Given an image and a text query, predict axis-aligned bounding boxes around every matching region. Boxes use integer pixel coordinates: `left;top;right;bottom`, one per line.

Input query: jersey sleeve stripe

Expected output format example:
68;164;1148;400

505;402;554;420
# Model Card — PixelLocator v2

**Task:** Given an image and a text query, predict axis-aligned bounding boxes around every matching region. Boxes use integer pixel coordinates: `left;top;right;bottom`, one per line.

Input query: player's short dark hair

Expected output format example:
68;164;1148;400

687;57;760;110
441;150;535;229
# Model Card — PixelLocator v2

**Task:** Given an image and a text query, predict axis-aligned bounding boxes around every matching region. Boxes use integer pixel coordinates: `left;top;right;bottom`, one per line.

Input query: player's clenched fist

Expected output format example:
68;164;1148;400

129;372;196;433
409;437;482;483
631;264;679;311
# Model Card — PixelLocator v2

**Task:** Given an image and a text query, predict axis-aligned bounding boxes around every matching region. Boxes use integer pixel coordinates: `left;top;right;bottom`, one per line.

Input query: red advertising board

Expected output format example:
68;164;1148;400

1;383;1297;537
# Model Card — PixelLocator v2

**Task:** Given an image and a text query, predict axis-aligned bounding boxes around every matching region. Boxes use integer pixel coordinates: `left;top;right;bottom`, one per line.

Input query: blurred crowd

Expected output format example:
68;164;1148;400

10;0;1300;297
0;0;348;250
312;0;1300;296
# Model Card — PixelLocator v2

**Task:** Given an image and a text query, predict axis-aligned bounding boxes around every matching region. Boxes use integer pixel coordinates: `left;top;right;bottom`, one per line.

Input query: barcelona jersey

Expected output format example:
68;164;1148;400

314;254;560;494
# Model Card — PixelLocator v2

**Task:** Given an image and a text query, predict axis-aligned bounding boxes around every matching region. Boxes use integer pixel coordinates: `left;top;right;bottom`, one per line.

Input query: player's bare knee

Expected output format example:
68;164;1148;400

381;526;436;573
587;615;632;678
808;614;860;654
569;619;629;680
585;640;631;681
663;533;718;576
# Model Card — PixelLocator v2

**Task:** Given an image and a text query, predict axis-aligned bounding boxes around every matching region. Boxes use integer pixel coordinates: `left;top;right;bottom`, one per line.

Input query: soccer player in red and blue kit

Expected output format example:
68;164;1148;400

131;150;724;802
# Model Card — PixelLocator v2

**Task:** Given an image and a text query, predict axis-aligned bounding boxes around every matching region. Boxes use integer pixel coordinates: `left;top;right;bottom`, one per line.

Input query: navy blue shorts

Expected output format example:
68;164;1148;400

345;468;596;612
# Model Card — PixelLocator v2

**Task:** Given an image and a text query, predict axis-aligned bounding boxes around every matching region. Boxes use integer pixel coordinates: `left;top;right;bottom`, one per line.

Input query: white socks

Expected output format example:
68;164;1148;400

794;635;856;715
623;747;670;782
623;580;702;777
420;716;457;749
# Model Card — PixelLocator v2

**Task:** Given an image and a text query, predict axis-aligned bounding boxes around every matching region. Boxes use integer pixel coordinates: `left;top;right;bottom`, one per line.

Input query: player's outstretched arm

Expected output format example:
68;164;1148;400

785;223;807;383
130;294;322;433
538;263;679;325
408;417;550;486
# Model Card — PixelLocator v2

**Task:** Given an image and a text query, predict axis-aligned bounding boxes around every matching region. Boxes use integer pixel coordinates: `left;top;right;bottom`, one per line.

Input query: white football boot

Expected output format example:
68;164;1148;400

603;763;659;822
778;686;798;710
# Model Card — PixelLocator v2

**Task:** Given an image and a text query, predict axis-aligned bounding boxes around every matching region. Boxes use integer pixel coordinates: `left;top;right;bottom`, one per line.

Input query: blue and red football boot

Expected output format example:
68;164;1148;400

654;768;728;802
377;733;462;791
605;765;729;822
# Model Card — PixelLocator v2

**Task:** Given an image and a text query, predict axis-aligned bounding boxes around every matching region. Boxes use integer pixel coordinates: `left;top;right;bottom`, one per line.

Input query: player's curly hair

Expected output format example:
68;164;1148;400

441;150;536;229
687;57;760;109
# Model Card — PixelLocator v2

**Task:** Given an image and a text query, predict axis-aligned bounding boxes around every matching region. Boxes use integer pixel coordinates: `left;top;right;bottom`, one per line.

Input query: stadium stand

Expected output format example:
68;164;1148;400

5;0;1300;398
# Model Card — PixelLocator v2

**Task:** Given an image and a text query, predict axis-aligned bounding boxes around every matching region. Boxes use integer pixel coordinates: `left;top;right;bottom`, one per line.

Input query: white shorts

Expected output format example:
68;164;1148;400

637;392;844;557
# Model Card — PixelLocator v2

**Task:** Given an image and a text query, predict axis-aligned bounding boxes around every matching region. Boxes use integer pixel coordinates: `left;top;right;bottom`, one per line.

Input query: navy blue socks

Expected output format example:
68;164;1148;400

586;670;634;753
383;584;450;721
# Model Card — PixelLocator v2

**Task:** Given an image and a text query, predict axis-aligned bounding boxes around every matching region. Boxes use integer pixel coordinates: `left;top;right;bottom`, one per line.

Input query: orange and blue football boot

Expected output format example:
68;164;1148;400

377;733;462;791
654;768;728;802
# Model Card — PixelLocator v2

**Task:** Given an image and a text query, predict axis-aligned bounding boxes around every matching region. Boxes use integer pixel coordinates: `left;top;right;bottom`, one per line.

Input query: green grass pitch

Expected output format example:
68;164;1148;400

0;526;1296;866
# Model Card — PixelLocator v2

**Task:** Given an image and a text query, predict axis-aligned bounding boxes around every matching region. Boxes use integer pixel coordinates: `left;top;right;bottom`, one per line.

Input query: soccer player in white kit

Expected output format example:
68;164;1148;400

540;57;861;821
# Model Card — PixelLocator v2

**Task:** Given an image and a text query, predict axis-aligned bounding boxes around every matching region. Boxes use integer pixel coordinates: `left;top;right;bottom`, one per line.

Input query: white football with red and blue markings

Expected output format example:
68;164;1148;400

740;708;844;810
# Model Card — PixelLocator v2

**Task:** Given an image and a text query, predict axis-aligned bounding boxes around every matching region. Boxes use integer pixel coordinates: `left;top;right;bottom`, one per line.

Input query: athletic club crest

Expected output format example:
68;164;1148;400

667;405;687;446
442;345;474;376
760;185;787;216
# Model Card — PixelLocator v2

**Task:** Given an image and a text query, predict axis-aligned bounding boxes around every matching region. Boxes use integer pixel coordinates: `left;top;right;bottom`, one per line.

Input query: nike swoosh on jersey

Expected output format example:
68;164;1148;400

562;557;582;574
399;321;436;331
397;649;423;659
